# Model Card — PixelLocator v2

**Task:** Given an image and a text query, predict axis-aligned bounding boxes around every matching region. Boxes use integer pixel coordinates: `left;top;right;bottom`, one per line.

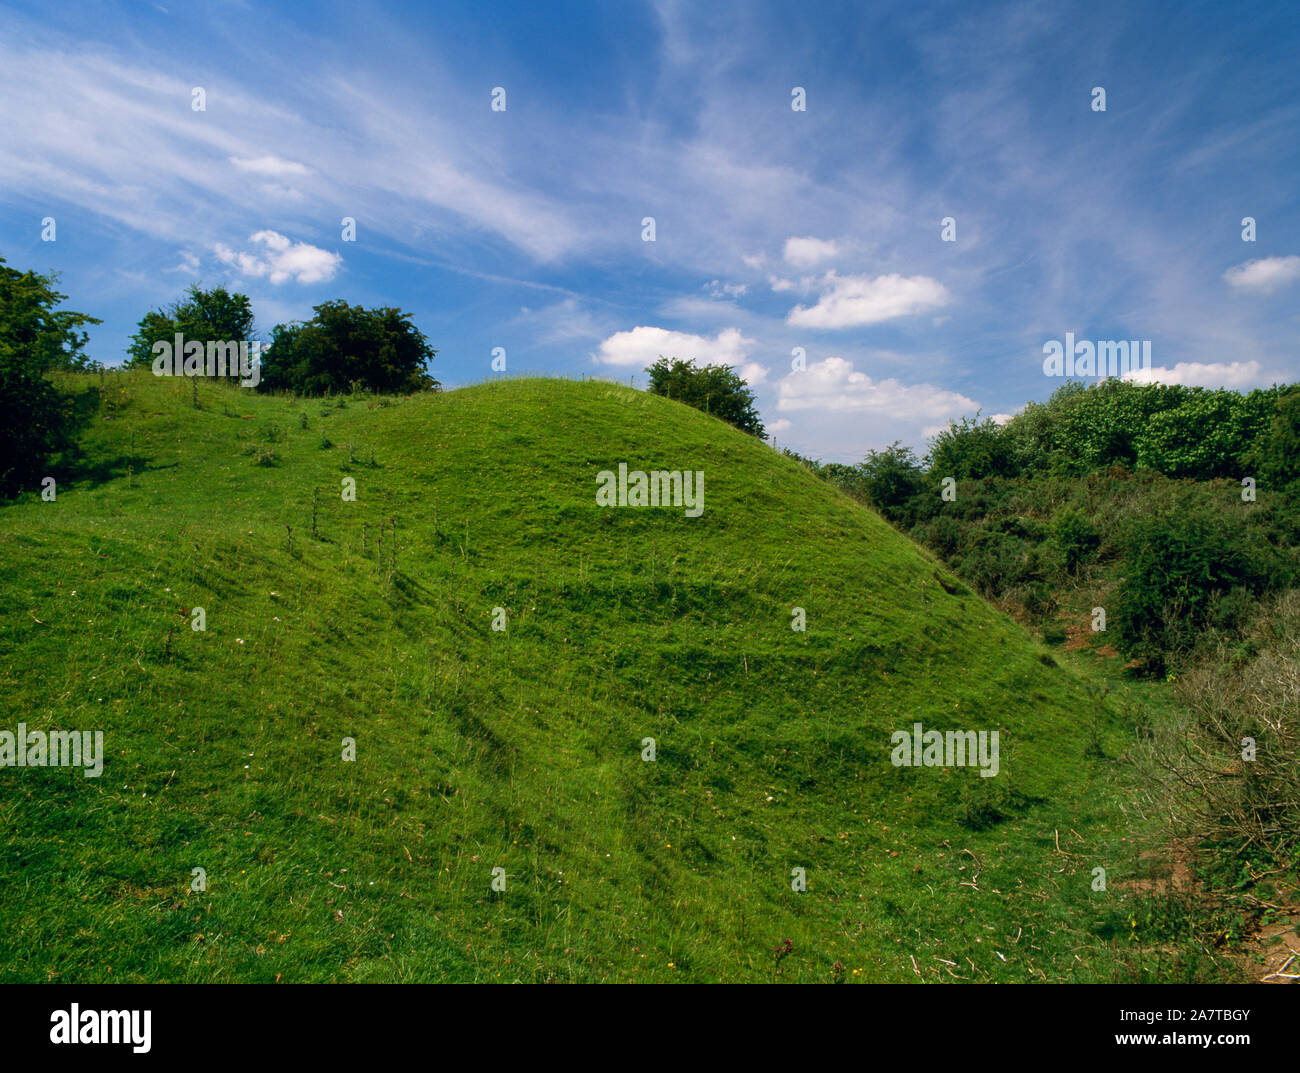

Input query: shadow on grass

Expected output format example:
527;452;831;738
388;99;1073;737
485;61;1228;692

60;450;176;489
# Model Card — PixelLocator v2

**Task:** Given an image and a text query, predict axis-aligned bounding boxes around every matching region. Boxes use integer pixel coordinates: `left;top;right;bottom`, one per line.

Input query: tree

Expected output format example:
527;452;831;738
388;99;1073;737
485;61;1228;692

925;414;1019;480
257;300;438;396
125;284;256;376
1248;387;1300;488
858;442;925;523
0;254;101;495
645;356;765;437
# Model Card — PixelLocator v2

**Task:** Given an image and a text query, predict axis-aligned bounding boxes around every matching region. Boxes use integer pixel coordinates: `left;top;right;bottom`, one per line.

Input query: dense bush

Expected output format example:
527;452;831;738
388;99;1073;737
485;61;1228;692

956;530;1044;605
258;300;439;396
1053;509;1100;574
1044;380;1175;472
998;380;1280;480
1133;388;1273;479
1114;512;1274;673
0;255;101;496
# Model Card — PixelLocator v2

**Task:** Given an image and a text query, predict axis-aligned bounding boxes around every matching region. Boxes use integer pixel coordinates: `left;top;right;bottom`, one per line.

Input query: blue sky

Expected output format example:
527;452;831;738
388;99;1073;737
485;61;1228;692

1;0;1296;461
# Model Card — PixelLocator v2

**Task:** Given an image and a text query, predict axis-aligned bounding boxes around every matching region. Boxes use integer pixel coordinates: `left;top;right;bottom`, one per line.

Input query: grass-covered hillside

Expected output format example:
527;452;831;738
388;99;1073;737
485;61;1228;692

0;372;1186;982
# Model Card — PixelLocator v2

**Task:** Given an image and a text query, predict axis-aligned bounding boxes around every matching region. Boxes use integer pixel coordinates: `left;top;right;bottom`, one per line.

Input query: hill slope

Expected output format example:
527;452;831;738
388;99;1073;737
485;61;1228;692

0;373;1153;982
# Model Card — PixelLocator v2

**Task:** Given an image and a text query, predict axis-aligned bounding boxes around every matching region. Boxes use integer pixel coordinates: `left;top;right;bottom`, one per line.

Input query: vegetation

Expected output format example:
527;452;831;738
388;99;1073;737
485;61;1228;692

125;284;256;376
258;300;438;396
0;253;1291;979
799;378;1300;673
1133;590;1300;883
645;356;765;438
0;255;101;496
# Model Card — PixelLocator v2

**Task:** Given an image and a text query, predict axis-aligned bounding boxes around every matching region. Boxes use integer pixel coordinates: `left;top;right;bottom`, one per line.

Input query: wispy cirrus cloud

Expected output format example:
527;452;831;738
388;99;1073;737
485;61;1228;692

229;155;312;177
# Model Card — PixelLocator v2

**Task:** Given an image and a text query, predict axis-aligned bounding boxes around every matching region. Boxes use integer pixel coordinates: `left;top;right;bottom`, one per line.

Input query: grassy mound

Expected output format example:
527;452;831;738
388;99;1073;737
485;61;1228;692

0;373;1172;981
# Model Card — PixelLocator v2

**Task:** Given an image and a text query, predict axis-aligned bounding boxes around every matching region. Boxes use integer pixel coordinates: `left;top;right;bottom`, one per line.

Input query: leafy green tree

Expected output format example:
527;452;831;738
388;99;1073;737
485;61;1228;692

858;442;925;523
1050;380;1175;472
126;284;256;376
258;300;438;395
0;254;102;495
925;414;1019;480
645;357;765;438
1000;380;1277;479
1248;388;1300;488
1134;388;1271;479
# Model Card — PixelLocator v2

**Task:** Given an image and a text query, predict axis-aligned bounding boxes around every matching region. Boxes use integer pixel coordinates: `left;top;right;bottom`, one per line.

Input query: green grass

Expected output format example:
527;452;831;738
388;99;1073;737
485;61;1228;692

0;372;1227;982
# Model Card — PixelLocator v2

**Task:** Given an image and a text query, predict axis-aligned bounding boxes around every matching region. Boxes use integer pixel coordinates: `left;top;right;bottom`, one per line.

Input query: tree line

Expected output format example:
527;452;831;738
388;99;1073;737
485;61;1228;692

0;261;439;495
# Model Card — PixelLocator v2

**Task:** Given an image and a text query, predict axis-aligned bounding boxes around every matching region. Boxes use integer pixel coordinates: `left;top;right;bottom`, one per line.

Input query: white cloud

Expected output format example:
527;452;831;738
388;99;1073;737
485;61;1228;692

704;279;748;298
769;356;983;462
783;236;840;267
1223;256;1300;294
769;273;819;294
167;250;199;275
258;183;307;202
229;155;312;177
594;325;753;368
777;356;978;418
786;271;951;328
1123;360;1264;389
213;230;342;285
738;360;768;385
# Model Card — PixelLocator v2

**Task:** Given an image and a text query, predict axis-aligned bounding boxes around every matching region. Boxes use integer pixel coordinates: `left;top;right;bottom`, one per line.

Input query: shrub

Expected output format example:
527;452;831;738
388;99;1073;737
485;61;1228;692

1134;591;1300;875
957;531;1042;601
1053;509;1100;574
1248;388;1300;488
1114;512;1272;672
1134;388;1271;479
